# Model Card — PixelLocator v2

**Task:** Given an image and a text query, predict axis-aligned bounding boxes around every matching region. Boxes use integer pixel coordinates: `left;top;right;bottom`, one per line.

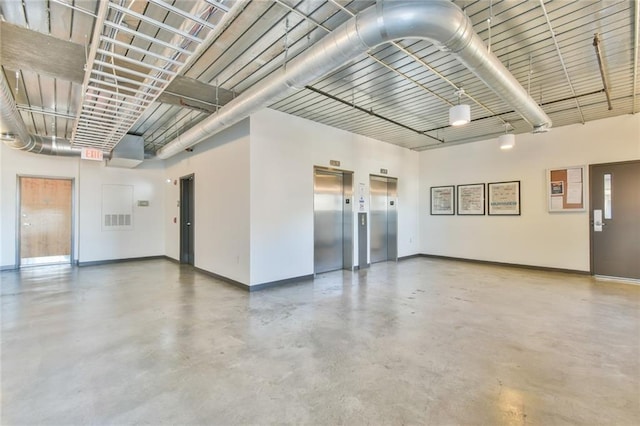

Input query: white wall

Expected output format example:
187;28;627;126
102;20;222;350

249;108;420;286
0;145;80;269
164;120;251;285
0;142;4;267
0;144;166;268
419;114;640;272
77;160;165;263
3;112;635;281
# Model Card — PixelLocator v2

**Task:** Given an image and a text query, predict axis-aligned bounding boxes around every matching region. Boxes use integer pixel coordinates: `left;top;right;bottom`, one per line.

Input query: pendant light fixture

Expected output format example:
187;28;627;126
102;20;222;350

499;123;515;150
449;89;470;126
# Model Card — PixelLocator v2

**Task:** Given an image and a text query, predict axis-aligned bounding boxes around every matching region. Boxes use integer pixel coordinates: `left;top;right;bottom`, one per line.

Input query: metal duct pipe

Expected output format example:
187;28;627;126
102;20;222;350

156;0;552;159
0;71;32;150
0;72;87;157
26;136;84;157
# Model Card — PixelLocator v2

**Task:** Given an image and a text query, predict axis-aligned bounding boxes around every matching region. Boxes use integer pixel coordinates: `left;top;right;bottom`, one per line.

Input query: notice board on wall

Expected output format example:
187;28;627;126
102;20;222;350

547;166;586;212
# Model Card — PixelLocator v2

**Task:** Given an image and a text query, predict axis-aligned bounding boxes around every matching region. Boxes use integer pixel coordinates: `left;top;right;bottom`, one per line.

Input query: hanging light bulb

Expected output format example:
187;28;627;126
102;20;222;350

499;123;515;150
449;89;470;126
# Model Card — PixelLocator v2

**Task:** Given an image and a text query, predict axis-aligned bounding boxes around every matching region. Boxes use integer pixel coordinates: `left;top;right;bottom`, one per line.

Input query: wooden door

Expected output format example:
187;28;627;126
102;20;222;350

19;177;72;265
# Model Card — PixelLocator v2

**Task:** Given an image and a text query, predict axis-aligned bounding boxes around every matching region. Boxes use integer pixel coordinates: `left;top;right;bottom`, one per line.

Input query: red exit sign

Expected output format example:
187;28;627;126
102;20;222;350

81;147;104;161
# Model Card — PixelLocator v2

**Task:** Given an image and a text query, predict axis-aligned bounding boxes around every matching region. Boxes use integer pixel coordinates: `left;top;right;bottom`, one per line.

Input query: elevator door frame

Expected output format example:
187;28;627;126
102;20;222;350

369;174;398;264
313;167;353;274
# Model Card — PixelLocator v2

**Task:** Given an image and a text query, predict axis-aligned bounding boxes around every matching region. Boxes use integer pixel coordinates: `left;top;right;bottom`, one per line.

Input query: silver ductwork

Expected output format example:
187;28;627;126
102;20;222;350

0;72;85;157
157;0;552;159
1;71;31;149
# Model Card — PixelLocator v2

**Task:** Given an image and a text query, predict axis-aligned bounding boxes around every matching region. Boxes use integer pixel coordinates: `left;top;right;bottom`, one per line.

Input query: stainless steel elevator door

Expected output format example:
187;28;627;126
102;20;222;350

370;176;398;263
314;170;344;273
370;177;388;263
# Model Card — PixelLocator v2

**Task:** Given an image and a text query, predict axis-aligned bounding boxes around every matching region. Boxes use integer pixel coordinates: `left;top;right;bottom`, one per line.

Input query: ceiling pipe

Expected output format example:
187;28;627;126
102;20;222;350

156;0;552;159
0;71;31;149
0;72;102;157
593;34;613;111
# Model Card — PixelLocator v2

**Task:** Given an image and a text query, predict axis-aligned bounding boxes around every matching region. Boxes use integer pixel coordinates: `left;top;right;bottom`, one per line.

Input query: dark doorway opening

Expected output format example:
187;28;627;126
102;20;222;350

180;174;195;265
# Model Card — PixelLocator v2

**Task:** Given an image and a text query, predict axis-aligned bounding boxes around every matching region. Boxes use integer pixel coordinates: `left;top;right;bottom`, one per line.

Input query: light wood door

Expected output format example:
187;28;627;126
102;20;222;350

20;177;72;263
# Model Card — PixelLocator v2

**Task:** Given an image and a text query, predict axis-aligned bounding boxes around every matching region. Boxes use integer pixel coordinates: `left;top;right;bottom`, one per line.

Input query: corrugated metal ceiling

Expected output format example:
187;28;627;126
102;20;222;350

1;0;638;155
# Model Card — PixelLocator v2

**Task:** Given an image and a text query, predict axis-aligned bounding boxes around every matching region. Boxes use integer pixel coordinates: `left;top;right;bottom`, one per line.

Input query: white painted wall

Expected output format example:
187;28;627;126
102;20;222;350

419;114;640;272
249;108;420;286
0;142;3;267
77;160;165;263
164;120;251;285
3;111;635;282
0;145;80;269
0;144;166;268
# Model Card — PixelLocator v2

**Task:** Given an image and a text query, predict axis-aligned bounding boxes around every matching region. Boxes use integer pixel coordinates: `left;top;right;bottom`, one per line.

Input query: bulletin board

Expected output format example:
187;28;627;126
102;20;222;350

547;166;586;212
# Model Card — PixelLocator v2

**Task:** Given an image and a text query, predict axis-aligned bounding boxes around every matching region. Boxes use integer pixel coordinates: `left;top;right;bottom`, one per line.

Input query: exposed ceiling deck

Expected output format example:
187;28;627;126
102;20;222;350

1;0;638;156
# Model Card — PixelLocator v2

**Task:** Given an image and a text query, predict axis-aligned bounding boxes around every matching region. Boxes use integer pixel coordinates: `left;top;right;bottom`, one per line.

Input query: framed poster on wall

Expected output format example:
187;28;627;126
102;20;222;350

547;166;586;212
457;183;485;215
430;185;454;215
488;181;520;215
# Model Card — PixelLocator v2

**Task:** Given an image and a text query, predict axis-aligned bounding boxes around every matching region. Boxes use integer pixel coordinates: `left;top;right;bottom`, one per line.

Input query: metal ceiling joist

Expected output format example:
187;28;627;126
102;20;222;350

157;0;552;159
2;0;636;155
539;0;584;124
70;0;233;151
269;0;505;131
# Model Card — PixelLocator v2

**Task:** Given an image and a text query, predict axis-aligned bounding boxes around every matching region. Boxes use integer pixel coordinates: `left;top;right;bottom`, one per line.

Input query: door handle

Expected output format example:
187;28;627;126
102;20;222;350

593;209;603;232
187;222;191;226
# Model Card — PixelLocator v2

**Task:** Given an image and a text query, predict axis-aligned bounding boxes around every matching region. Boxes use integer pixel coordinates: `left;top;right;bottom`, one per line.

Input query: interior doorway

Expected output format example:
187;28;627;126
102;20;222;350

590;160;640;280
313;167;353;274
369;175;398;263
18;176;73;266
180;174;195;265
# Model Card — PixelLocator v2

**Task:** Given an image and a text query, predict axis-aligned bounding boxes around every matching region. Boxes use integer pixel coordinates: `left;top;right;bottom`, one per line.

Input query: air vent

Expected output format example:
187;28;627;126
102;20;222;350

104;213;132;229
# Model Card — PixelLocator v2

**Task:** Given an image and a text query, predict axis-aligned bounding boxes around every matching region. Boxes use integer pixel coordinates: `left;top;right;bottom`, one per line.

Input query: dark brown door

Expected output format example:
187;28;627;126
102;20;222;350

180;174;195;265
19;177;72;265
590;161;640;279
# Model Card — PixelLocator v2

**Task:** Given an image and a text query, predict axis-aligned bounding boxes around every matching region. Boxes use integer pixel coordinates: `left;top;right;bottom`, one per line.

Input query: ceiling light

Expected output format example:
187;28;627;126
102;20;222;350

499;133;515;149
449;104;470;126
449;89;470;126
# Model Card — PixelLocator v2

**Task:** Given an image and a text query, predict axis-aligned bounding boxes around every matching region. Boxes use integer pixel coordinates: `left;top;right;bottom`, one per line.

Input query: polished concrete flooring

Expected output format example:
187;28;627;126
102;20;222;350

1;258;639;425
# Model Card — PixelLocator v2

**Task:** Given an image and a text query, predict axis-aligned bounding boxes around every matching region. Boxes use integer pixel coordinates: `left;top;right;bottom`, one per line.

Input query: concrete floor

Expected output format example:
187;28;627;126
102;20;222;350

1;258;639;425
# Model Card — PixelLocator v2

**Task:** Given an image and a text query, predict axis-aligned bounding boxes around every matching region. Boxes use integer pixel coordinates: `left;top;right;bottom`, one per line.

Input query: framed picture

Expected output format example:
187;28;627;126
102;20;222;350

488;181;521;216
457;183;485;215
430;185;455;215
